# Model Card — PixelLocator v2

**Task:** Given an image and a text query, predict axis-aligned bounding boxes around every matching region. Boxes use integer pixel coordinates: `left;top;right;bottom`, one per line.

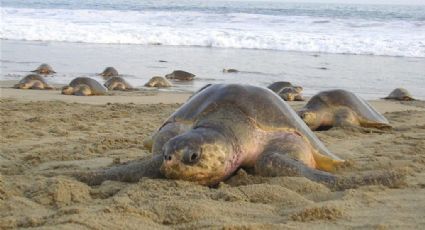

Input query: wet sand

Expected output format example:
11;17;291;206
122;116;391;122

2;39;425;99
1;83;425;229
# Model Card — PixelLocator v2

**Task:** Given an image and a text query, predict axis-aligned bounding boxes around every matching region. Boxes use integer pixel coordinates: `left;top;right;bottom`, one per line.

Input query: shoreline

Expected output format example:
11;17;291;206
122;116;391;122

2;39;424;100
3;38;425;59
0;80;191;105
2;80;424;113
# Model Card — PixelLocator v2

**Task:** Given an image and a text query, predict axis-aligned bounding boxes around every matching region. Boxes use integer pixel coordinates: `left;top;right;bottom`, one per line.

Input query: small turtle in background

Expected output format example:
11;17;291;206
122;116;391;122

223;68;239;73
267;81;304;101
62;77;107;96
31;63;56;75
297;89;391;131
279;87;304;101
104;76;134;91
383;88;415;101
99;67;119;79
14;74;54;90
267;81;293;92
165;70;195;81
144;76;172;88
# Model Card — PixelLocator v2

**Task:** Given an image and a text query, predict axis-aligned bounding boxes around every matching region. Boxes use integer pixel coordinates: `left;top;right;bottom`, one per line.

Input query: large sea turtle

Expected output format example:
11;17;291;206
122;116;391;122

297;89;391;131
165;70;195;81
383;88;415;101
99;67;119;79
267;81;304;101
14;74;54;90
31;63;56;75
144;76;172;88
104;76;134;91
76;84;402;189
62;77;107;96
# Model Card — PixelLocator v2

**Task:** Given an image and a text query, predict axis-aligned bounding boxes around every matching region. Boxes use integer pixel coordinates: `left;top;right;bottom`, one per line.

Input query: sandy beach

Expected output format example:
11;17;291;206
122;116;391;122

1;80;425;229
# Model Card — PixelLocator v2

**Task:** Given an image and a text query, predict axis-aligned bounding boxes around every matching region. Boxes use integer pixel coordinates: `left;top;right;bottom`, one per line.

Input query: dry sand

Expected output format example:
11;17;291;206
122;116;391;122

1;83;425;229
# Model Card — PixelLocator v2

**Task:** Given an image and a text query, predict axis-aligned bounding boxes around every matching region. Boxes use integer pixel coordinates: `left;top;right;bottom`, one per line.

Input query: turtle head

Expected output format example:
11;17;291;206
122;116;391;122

61;86;74;95
281;93;295;101
75;85;92;96
160;128;234;186
279;87;299;101
298;110;320;130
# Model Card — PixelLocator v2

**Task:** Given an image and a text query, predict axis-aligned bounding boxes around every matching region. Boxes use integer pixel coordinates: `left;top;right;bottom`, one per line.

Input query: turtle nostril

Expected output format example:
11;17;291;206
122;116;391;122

164;154;172;161
190;152;198;161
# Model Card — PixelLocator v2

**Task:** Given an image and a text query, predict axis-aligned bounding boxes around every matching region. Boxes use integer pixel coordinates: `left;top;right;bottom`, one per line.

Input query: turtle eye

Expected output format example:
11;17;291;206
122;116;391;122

183;150;201;165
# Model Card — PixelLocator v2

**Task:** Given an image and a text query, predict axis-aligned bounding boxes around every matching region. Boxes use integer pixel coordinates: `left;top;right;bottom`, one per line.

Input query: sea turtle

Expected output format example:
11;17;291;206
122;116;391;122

144;76;172;88
267;81;294;92
297;89;391;131
267;81;304;101
62;77;107;96
279;87;305;101
383;88;415;101
31;63;56;75
76;84;402;189
104;76;134;91
165;70;195;81
14;74;54;90
223;68;239;73
99;67;119;79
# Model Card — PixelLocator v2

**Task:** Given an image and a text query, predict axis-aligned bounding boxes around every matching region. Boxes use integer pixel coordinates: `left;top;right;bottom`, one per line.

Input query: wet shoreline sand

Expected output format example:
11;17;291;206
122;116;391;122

1;80;425;229
2;39;425;100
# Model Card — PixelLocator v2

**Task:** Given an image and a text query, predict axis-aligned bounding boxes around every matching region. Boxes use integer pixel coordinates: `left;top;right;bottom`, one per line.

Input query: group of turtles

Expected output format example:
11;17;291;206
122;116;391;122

75;82;415;189
14;64;196;96
12;63;416;189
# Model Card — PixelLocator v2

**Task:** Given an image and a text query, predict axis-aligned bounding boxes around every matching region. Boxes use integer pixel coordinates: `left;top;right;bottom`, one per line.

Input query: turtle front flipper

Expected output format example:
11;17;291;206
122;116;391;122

334;108;391;133
255;151;337;185
75;155;163;186
334;107;360;128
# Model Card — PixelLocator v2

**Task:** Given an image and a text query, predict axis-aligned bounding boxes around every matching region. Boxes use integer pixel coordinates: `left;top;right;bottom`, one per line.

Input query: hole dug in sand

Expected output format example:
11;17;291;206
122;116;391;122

24;176;91;208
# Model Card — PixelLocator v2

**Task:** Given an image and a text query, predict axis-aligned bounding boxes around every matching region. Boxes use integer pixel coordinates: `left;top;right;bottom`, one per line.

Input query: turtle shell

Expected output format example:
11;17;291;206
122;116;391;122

68;77;107;95
104;76;133;89
19;74;49;84
303;89;389;125
267;81;293;93
385;88;414;100
165;70;195;80
161;84;341;160
32;63;55;74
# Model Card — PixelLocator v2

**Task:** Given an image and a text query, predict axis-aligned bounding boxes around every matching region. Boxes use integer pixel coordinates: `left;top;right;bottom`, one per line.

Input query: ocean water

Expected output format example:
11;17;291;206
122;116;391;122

1;0;425;57
1;1;424;99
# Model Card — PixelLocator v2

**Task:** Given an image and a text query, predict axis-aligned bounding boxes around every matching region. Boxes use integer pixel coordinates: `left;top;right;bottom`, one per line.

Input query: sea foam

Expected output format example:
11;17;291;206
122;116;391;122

1;7;425;57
